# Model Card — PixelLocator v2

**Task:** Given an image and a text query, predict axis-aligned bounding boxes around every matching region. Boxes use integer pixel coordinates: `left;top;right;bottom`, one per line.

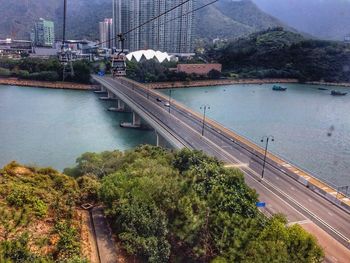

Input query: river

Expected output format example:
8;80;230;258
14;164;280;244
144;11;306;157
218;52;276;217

0;85;155;170
161;83;350;187
1;83;349;187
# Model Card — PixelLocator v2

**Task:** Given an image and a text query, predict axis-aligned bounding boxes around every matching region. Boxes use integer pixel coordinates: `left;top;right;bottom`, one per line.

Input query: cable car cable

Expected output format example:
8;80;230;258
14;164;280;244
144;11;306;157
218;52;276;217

96;0;191;47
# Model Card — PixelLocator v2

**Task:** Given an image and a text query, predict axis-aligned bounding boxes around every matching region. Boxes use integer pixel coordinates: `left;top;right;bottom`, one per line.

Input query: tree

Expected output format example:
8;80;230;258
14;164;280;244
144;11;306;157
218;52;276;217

70;146;324;262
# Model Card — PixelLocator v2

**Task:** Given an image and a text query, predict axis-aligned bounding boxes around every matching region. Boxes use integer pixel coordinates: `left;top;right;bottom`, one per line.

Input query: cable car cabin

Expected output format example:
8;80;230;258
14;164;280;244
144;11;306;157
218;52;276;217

111;54;127;77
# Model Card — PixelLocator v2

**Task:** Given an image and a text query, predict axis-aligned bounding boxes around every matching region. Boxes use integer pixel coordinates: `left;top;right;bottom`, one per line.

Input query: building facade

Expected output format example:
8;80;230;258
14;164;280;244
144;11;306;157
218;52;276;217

99;18;113;49
112;0;195;53
177;63;222;76
31;18;55;47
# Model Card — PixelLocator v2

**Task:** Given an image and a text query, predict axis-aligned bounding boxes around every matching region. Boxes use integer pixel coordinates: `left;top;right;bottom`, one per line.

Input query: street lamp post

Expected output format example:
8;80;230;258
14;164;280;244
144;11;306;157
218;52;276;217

168;89;172;114
260;135;274;180
200;104;210;136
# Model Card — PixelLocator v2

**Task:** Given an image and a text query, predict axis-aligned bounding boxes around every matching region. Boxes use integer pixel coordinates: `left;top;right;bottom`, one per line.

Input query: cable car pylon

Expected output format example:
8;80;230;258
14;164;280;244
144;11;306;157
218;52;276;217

58;0;75;81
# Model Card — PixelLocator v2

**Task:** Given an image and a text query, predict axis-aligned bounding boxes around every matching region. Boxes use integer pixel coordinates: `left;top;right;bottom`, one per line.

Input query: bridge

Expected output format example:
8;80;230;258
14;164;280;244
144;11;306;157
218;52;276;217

92;75;350;260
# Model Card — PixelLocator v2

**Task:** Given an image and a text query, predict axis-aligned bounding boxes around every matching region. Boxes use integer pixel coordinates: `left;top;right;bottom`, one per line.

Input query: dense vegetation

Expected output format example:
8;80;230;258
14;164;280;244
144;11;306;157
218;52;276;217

0;162;87;262
65;145;324;263
195;0;287;42
208;28;350;82
0;57;91;83
126;60;221;83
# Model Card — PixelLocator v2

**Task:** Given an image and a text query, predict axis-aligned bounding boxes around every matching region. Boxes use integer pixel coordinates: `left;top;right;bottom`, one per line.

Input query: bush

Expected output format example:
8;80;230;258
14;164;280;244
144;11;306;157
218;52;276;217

21;71;59;81
0;233;44;262
54;221;81;260
76;175;100;203
33;199;48;217
0;67;11;77
16;70;30;79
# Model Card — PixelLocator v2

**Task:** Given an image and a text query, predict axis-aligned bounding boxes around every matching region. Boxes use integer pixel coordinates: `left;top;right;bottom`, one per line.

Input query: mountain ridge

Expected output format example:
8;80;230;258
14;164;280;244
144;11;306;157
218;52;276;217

252;0;350;40
0;0;288;42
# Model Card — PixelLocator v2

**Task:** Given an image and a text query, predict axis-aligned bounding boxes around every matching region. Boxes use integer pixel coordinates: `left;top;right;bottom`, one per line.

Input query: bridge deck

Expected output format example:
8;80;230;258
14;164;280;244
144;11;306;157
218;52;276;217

92;75;350;256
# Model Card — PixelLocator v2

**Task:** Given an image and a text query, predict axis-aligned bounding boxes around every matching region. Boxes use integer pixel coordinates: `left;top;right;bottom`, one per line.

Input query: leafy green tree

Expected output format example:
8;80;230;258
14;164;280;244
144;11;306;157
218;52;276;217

72;146;324;262
76;175;101;203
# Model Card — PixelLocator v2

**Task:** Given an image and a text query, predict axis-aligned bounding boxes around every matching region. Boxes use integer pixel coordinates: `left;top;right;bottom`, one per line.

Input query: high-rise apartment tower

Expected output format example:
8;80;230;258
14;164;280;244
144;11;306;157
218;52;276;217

99;18;113;49
31;18;55;47
112;0;195;53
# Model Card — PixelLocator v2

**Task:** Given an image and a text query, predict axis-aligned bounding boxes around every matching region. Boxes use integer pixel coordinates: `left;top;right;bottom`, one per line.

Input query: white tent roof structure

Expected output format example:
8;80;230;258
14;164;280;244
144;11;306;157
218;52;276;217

126;49;173;63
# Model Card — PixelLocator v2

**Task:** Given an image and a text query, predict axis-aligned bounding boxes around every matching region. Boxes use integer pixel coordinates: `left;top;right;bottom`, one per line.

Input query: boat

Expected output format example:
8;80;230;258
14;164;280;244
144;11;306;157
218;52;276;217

272;85;287;91
331;90;347;96
318;87;328;91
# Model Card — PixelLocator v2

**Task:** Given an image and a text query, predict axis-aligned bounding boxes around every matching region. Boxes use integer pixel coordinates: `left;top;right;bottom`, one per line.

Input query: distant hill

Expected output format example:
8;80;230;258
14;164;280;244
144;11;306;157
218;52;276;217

195;0;288;41
209;28;350;82
252;0;350;40
0;0;288;42
0;0;111;40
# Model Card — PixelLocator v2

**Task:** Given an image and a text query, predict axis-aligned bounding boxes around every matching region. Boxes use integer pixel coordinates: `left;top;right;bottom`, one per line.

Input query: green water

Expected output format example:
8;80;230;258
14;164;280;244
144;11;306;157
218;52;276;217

0;85;155;170
162;83;350;187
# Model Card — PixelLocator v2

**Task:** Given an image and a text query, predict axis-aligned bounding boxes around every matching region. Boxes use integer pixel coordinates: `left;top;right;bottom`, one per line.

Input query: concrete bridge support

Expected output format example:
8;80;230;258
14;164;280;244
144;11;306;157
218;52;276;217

99;89;116;101
93;85;107;94
118;99;126;110
120;112;142;128
132;112;141;126
156;132;169;148
108;99;131;112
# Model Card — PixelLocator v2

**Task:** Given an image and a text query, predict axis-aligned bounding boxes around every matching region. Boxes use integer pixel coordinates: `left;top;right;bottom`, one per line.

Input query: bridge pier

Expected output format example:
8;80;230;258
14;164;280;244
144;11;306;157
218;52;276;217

120;112;142;129
99;89;116;101
156;131;169;148
108;99;131;112
94;85;107;94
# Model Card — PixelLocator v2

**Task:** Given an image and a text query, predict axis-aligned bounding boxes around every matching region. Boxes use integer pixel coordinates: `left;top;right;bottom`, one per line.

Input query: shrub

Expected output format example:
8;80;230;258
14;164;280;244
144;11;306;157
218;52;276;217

0;67;11;77
20;71;59;81
33;199;48;217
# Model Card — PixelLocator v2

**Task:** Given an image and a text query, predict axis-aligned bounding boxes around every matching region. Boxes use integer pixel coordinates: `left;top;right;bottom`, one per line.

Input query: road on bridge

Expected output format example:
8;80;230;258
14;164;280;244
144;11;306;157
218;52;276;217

93;75;350;261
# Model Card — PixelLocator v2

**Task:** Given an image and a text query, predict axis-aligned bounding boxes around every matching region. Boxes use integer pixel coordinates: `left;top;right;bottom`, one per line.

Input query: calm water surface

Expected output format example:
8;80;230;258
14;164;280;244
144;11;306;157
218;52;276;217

0;85;155;170
162;83;350;187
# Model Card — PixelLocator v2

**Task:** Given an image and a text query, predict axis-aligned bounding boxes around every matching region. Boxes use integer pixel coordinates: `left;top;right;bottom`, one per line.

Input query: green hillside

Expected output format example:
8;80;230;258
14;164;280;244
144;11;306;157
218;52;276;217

209;27;350;82
195;0;287;41
0;162;86;262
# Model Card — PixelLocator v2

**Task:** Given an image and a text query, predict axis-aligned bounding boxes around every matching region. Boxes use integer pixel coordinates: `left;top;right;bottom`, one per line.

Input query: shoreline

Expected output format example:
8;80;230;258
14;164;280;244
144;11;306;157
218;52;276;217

144;78;350;89
146;78;298;89
306;81;350;88
0;77;95;90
